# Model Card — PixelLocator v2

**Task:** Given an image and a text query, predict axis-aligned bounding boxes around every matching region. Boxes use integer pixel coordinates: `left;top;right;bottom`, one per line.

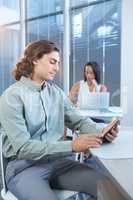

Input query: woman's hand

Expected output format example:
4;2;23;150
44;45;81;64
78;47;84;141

100;84;107;92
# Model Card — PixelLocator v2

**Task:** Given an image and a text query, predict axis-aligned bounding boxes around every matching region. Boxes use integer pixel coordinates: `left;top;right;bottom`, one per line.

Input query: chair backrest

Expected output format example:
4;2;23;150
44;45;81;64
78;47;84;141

0;134;8;193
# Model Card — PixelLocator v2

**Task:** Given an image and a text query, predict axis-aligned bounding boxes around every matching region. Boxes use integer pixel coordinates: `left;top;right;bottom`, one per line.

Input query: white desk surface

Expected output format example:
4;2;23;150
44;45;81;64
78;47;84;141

98;158;133;200
77;106;123;119
91;127;133;199
90;128;133;159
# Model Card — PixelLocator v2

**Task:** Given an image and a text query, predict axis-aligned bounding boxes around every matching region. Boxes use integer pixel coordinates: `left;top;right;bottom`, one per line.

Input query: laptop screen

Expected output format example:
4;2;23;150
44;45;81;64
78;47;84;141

78;92;110;110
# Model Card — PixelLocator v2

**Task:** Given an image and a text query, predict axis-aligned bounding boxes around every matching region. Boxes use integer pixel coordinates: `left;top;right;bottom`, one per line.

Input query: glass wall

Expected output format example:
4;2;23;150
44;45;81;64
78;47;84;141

71;0;102;7
0;0;121;106
27;0;64;18
70;0;121;106
0;0;19;25
0;0;20;95
26;0;64;88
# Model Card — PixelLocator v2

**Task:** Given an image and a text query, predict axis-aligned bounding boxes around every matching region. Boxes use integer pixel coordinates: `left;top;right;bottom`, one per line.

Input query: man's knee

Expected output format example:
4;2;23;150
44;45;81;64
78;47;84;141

7;174;58;200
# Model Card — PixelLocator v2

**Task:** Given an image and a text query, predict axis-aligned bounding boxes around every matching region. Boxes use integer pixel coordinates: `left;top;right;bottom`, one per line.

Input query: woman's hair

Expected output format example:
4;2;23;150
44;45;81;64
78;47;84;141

83;61;101;84
12;40;59;80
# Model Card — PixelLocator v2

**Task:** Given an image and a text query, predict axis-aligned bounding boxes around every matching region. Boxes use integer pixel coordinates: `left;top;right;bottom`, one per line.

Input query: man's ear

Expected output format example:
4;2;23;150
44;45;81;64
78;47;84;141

33;59;38;65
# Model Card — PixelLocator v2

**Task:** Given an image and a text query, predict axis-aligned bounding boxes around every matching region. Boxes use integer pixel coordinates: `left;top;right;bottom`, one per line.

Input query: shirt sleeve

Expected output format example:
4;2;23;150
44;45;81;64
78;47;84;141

0;91;72;161
64;93;103;134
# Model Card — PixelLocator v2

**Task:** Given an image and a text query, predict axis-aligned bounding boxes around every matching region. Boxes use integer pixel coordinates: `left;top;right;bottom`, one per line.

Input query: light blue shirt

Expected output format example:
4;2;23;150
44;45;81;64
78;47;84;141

0;76;102;160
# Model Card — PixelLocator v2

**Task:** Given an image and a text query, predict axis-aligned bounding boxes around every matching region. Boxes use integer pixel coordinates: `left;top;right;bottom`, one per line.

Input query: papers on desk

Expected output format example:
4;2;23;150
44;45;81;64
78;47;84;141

90;129;133;159
108;106;122;113
77;106;123;119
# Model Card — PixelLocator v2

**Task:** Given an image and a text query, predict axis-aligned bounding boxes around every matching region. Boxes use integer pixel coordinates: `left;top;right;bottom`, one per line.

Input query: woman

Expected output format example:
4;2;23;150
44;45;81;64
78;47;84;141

68;61;108;171
69;61;107;105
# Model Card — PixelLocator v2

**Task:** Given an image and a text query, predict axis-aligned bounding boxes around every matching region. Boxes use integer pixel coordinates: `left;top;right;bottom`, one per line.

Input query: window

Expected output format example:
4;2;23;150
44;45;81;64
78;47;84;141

0;1;20;94
70;0;121;106
71;0;101;7
0;0;121;103
27;0;64;19
0;0;19;25
26;0;64;88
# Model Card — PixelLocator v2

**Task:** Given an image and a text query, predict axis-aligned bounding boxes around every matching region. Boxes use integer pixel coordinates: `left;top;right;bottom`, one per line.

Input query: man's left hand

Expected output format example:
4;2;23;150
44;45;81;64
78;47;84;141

104;125;119;142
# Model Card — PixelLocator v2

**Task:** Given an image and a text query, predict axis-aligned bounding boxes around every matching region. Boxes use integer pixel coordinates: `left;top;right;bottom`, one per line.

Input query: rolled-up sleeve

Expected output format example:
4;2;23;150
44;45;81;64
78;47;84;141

64;94;103;134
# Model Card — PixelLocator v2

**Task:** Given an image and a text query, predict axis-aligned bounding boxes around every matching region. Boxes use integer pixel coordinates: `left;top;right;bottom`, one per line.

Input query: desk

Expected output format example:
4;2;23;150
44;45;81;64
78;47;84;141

77;106;123;121
67;106;122;137
97;158;133;200
90;128;133;200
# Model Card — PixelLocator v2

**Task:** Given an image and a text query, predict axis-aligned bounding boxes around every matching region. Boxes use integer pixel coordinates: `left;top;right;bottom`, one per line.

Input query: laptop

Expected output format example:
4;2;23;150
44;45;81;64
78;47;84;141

78;92;110;110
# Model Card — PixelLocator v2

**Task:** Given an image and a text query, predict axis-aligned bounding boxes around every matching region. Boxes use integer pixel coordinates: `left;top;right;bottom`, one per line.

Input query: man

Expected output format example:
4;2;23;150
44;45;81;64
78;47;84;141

0;40;118;200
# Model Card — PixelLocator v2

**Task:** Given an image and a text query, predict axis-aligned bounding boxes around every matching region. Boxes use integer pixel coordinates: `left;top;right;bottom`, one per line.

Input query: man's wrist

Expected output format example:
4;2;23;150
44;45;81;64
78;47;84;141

72;140;77;152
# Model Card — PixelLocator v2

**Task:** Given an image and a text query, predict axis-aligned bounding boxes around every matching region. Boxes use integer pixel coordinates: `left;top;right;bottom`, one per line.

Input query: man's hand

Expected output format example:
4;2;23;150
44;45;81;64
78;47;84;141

103;125;118;142
101;118;119;142
72;134;102;152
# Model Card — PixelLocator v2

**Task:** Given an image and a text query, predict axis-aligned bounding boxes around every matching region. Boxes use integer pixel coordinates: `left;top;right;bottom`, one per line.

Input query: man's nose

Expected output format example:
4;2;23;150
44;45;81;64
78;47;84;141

54;63;59;72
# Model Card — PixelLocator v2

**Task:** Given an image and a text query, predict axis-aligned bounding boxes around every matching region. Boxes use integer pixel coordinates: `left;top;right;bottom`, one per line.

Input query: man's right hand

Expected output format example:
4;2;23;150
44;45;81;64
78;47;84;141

72;134;102;152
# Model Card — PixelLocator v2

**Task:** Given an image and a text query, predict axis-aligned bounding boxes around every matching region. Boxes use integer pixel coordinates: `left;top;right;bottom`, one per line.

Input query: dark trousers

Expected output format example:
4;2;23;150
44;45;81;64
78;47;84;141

6;157;108;200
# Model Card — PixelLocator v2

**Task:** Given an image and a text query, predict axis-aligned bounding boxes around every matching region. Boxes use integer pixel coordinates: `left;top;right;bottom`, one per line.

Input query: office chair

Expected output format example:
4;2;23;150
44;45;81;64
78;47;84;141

0;134;79;200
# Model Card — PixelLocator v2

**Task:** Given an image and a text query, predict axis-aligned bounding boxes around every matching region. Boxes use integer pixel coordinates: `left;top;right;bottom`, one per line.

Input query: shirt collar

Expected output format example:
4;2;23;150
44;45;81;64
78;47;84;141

20;76;46;92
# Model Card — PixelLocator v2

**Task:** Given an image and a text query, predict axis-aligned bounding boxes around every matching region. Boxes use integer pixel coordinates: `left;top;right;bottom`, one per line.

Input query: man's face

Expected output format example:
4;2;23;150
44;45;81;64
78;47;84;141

33;51;60;83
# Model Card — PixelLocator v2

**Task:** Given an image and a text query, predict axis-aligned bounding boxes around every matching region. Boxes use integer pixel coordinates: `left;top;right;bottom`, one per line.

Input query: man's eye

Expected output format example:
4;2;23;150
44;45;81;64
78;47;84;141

50;60;56;64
